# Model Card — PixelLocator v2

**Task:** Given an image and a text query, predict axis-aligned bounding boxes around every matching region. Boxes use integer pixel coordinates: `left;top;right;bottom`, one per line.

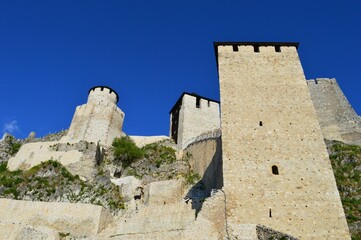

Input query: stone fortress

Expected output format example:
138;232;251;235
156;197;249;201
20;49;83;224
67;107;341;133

2;42;361;239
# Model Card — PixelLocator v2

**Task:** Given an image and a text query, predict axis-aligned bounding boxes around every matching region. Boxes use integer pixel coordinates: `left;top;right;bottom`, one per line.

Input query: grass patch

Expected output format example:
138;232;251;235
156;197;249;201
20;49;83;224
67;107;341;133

142;143;176;167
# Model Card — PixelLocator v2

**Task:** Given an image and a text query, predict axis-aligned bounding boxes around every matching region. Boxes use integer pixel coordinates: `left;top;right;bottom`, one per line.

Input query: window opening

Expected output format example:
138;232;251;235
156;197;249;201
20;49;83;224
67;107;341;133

269;209;272;218
254;45;260;52
272;165;279;175
275;46;281;52
208;100;210;107
259;121;263;126
315;79;318;84
232;45;239;52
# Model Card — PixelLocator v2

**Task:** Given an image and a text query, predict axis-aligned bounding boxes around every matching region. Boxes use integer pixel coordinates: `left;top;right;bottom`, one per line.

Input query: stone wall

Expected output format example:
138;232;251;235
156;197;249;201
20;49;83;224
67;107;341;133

129;135;170;148
308;78;361;145
66;86;125;146
0;198;112;237
171;94;220;149
183;132;222;196
216;43;350;239
7;140;98;180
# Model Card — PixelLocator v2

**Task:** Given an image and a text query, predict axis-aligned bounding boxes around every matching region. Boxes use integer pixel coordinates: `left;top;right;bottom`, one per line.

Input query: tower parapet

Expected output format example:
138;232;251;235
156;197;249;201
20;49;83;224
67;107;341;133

88;86;119;105
66;86;125;146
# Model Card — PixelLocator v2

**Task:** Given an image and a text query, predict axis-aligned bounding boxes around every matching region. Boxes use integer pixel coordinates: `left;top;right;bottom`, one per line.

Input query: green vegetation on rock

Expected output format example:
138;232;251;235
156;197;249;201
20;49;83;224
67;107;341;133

112;137;144;168
142;142;176;168
327;141;361;239
0;160;124;214
4;135;21;156
183;171;201;185
110;139;189;182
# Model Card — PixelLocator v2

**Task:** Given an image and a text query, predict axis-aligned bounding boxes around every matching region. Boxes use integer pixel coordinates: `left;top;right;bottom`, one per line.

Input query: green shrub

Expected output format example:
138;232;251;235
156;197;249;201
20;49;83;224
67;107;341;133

0;162;7;172
184;171;201;185
112;137;144;168
5;136;21;155
142;143;176;167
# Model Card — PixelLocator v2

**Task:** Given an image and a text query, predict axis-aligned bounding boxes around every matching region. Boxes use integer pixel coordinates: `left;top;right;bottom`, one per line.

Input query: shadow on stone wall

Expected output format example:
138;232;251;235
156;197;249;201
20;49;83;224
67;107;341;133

184;137;223;217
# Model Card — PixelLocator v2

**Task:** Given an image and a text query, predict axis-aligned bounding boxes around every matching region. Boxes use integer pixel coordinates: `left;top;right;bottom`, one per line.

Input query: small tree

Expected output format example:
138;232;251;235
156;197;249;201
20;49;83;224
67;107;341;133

112;137;144;168
5;136;22;156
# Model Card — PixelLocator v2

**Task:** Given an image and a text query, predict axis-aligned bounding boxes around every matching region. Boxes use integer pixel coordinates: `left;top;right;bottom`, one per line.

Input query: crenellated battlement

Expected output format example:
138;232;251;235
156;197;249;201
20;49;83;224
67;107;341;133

307;78;337;85
88;86;119;104
214;42;298;55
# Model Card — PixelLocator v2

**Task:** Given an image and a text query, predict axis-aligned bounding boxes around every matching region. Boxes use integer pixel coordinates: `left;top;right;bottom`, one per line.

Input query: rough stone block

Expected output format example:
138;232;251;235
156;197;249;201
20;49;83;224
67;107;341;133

0;198;112;236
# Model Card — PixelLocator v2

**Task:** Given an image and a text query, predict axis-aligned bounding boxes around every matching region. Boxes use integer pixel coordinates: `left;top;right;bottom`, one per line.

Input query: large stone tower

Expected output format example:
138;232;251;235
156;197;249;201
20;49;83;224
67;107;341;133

66;86;125;146
169;92;220;149
308;78;361;145
215;42;350;239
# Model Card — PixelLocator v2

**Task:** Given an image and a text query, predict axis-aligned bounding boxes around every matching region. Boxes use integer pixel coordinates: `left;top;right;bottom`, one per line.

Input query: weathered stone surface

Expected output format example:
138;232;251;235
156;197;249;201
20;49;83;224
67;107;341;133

183;133;222;196
308;78;361;145
0;198;112;236
98;202;219;240
129;135;170;148
65;86;125;146
7;140;99;180
226;223;299;240
7;141;83;171
0;222;59;240
170;93;220;149
111;176;142;202
216;43;350;239
144;179;184;205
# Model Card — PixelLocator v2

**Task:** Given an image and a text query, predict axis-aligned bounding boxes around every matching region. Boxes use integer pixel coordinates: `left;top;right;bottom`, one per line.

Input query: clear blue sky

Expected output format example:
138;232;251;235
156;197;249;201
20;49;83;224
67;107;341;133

1;0;360;138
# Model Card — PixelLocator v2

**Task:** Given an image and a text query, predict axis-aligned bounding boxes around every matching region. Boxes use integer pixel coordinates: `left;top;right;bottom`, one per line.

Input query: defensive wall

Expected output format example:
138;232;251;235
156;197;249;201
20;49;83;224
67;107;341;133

183;129;223;196
307;78;361;145
216;42;350;239
0;198;112;237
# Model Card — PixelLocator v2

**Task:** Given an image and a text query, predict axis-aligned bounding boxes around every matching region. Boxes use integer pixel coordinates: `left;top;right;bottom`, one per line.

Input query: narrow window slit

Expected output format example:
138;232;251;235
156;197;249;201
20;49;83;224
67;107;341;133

272;165;279;175
259;121;263;126
269;209;272;218
254;45;260;52
232;45;239;52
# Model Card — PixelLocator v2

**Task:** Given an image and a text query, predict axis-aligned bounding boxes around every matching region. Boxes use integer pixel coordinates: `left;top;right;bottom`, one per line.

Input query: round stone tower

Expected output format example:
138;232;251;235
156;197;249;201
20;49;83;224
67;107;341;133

87;86;119;105
66;86;125;146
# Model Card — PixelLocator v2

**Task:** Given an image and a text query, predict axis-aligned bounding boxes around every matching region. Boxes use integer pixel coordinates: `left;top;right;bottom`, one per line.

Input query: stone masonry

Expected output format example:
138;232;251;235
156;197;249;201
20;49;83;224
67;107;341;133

169;92;220;149
66;86;125;146
216;42;350;239
307;78;361;145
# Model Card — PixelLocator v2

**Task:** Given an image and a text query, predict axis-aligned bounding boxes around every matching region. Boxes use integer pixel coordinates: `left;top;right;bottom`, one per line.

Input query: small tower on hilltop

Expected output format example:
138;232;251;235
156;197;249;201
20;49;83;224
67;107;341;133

66;86;125;146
